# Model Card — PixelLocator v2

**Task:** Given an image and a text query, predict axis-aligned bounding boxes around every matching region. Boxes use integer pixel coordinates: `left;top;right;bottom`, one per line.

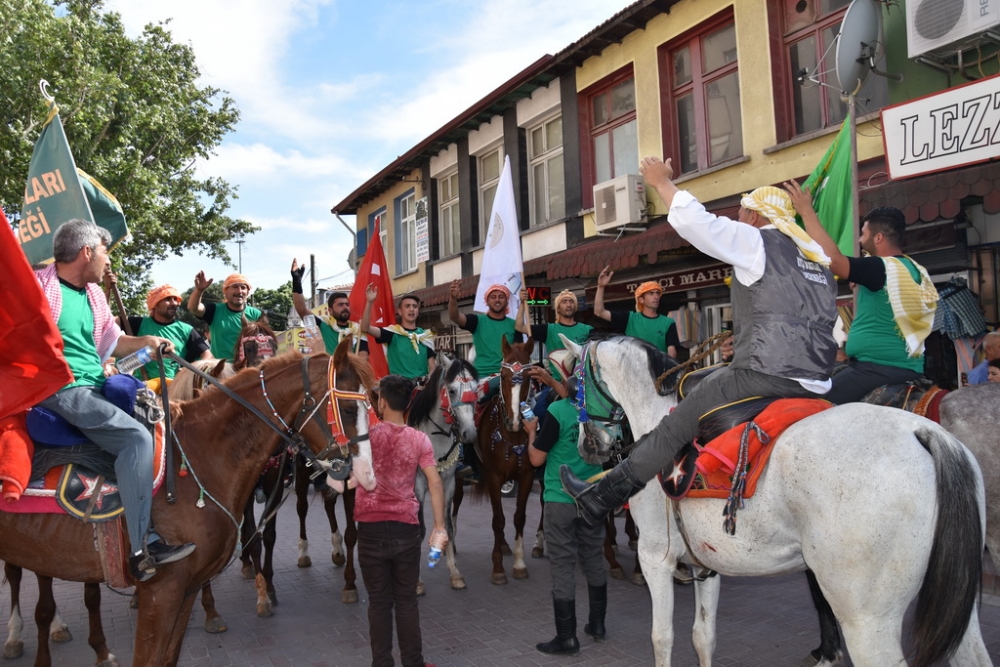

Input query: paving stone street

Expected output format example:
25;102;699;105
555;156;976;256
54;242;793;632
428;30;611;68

4;483;1000;666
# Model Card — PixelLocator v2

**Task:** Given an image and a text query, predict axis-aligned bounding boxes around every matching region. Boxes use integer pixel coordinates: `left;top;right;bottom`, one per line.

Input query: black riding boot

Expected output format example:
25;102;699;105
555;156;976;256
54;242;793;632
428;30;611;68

584;584;607;642
560;461;645;527
536;598;579;655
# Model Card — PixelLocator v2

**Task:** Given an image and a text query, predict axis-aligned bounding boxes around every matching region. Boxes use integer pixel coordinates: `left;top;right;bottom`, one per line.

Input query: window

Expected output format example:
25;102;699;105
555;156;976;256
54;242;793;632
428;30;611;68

779;0;888;137
529;116;565;227
589;76;638;185
438;172;461;257
367;209;386;254
661;14;743;175
478;147;502;243
395;192;416;275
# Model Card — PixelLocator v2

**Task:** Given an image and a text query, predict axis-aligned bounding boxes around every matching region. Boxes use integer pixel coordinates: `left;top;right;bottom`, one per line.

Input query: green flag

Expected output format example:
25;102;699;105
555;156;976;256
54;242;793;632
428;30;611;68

17;103;128;264
802;111;855;257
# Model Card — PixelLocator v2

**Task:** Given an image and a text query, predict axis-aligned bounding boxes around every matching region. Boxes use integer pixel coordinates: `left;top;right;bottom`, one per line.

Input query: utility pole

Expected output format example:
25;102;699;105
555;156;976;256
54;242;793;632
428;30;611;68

310;254;317;307
234;231;245;274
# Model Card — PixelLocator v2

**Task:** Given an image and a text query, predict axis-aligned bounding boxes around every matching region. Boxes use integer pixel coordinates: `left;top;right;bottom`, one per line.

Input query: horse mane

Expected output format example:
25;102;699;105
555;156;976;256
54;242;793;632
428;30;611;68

406;366;444;427
444;357;478;384
170;358;236;401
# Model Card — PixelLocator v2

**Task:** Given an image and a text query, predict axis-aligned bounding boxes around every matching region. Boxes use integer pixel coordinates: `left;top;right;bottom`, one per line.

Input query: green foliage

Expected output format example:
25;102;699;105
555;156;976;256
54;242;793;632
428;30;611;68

1;0;256;312
252;281;293;330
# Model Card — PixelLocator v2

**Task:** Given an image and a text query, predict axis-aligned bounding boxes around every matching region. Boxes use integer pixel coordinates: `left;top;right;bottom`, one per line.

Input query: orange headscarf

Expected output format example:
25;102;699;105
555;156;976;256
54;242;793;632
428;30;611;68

223;273;252;291
634;281;661;311
146;284;181;312
485;284;510;315
555;289;577;309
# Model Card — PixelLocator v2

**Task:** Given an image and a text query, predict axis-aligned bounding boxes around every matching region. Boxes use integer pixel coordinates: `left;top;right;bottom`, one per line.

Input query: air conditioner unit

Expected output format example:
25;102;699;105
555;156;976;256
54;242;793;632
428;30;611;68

906;0;1000;60
593;174;646;233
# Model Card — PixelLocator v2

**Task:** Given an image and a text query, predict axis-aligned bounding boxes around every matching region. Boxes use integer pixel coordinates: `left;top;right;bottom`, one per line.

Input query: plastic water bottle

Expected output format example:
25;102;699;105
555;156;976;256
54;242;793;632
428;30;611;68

427;531;446;568
301;314;320;354
520;401;536;422
116;346;154;374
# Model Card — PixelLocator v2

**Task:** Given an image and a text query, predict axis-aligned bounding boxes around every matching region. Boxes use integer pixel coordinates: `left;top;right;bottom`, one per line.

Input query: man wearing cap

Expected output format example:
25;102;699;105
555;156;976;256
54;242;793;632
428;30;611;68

187;271;268;362
290;259;368;358
561;156;838;526
516;288;592;420
361;284;436;380
594;273;679;358
787;184;938;403
126;284;211;382
448;280;523;379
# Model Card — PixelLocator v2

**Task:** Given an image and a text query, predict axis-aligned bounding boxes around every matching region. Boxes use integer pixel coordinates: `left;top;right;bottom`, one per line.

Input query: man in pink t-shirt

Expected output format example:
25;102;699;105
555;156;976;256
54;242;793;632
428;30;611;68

356;375;447;667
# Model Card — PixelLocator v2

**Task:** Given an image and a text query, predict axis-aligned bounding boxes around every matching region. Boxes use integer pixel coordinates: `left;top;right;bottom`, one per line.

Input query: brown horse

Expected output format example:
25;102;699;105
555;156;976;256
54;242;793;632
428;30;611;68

474;338;537;585
0;341;375;667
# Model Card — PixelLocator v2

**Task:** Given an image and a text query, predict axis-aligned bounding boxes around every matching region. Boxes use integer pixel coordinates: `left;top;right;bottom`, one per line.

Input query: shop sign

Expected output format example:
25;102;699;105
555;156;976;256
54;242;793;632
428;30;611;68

589;264;732;301
524;286;551;307
882;74;1000;180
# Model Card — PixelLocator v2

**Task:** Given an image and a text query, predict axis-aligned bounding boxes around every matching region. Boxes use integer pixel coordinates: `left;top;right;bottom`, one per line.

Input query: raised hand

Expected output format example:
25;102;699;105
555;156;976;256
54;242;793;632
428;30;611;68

194;271;213;291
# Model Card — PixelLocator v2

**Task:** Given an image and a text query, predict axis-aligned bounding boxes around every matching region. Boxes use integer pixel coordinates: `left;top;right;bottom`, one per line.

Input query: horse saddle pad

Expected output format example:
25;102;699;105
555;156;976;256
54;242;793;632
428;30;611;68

0;421;166;521
660;398;832;501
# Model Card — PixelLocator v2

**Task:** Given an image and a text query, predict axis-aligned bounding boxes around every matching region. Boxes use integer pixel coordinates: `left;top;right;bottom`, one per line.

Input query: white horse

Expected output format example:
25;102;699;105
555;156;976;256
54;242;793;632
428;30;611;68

409;352;479;592
559;334;990;667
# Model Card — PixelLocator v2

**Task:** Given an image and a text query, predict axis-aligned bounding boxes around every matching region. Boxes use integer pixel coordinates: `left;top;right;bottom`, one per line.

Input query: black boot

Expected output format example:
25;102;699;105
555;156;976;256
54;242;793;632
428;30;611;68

536;598;579;655
584;584;607;642
560;462;645;526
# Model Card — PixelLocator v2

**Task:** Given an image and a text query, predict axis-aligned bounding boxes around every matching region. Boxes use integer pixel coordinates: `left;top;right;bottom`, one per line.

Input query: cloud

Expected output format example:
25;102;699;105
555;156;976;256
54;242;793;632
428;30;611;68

198;143;373;186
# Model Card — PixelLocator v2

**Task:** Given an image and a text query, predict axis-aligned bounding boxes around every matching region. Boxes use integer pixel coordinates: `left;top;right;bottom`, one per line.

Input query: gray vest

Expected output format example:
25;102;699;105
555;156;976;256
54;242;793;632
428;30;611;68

730;229;837;381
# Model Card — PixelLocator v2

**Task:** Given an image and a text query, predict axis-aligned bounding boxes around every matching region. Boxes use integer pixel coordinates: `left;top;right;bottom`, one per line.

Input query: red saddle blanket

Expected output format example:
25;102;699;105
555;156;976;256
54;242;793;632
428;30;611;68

0;421;167;520
684;399;832;500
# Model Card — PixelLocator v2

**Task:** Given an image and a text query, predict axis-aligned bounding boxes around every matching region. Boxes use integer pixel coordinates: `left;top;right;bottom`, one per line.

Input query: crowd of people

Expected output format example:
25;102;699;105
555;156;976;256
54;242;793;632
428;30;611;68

10;148;1000;665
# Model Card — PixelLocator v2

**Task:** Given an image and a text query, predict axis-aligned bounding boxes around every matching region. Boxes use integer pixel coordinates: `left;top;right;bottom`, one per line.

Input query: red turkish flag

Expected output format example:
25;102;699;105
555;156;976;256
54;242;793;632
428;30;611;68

349;220;394;378
0;208;73;418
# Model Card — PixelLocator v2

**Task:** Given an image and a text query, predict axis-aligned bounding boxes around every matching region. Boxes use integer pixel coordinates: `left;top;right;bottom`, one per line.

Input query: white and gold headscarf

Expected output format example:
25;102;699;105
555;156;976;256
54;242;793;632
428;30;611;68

741;186;831;268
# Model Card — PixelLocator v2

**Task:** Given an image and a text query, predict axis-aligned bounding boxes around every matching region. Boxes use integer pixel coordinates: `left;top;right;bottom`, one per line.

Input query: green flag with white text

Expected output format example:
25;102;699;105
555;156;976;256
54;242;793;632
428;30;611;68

802;112;855;258
17;103;128;264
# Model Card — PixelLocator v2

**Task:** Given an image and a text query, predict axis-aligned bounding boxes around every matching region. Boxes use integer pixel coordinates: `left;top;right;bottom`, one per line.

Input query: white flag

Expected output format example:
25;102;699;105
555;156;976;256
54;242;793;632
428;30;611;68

475;155;524;316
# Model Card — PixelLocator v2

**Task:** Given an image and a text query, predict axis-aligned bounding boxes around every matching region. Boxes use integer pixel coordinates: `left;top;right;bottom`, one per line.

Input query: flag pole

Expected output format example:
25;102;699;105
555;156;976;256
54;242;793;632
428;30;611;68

849;94;859;313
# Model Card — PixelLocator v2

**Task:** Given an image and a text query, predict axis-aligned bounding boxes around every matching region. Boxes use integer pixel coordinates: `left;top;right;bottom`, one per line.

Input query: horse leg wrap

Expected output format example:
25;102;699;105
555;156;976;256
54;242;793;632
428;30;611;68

584;584;607;642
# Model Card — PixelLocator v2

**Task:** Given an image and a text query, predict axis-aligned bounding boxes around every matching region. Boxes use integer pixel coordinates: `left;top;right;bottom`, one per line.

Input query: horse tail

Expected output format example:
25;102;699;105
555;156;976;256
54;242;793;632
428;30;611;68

911;425;983;667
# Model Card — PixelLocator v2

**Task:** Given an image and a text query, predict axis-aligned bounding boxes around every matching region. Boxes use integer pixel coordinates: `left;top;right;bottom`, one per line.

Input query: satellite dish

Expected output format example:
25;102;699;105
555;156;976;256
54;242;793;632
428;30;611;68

835;0;882;95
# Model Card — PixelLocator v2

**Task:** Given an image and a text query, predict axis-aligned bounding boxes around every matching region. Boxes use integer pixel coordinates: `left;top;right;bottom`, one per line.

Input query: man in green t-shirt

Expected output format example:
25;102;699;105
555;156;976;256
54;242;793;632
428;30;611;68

34;219;195;583
448;280;523;379
526;392;607;655
361;284;435;380
187;271;268;362
593;268;678;358
126;284;211;382
290;259;368;358
789;184;937;404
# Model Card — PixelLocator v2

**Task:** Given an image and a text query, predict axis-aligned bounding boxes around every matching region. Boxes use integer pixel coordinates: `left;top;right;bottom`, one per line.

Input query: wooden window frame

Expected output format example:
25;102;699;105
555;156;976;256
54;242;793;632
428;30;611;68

578;64;635;210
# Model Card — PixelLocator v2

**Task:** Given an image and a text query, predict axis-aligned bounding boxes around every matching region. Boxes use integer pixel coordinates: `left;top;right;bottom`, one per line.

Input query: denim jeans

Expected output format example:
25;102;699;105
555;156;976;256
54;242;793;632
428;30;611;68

357;521;424;667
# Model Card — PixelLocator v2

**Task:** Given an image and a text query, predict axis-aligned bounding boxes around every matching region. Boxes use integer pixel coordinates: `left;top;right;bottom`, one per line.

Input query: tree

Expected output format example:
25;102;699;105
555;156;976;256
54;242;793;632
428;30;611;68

252;282;293;331
0;0;256;311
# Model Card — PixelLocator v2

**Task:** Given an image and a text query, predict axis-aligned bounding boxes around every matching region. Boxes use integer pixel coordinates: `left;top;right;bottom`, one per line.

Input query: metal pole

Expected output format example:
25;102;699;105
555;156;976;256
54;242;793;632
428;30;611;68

849;96;859;313
310;254;317;307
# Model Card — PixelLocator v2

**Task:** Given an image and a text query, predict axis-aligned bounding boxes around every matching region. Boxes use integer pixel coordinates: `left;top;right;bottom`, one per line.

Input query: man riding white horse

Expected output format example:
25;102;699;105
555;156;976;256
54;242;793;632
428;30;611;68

562;156;839;524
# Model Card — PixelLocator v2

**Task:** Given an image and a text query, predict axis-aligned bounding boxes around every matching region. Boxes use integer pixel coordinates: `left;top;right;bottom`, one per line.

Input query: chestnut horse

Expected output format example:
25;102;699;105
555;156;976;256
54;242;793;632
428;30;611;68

474;338;537;585
0;341;375;667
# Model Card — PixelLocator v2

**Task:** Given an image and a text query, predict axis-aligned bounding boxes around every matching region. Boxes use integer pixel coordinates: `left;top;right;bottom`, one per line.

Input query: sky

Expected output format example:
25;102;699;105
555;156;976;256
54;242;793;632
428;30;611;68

103;0;630;296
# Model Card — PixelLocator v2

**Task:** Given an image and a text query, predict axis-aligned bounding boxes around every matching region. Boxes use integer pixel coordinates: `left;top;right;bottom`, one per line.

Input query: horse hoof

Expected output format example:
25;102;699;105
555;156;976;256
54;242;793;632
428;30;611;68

129;594;139;609
631;572;646;587
50;627;72;643
204;617;228;634
331;552;346;568
3;641;24;660
491;573;508;585
530;546;544;559
241;564;256;579
268;591;279;606
341;589;359;604
610;567;626;580
97;655;120;667
501;544;512;556
297;555;312;568
256;602;273;618
416;581;426;597
512;567;528;580
628;539;638;552
450;577;467;590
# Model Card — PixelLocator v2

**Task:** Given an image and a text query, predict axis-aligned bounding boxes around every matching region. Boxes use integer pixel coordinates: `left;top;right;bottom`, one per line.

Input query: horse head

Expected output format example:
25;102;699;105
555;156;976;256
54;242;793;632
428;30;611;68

440;351;479;444
559;334;680;465
232;316;279;371
499;337;534;432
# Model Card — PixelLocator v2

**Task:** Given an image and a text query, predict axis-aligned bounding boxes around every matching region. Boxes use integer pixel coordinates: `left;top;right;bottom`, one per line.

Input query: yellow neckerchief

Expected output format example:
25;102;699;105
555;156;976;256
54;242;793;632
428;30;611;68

883;256;938;358
384;324;435;353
